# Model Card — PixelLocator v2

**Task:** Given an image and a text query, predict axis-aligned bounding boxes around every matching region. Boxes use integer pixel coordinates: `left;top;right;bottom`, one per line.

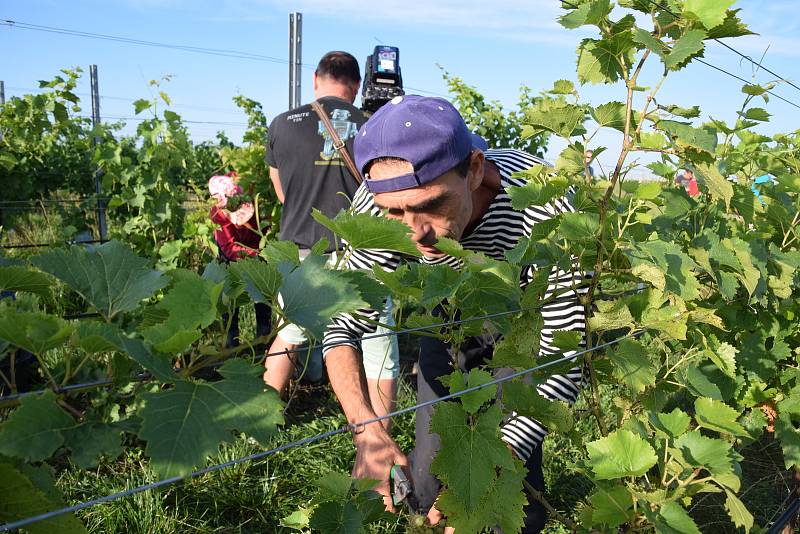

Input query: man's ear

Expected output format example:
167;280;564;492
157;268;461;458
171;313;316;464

312;72;320;92
467;150;485;192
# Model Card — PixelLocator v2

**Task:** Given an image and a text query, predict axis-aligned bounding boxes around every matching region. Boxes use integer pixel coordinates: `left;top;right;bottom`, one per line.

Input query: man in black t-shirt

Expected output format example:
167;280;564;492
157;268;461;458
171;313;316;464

264;51;399;422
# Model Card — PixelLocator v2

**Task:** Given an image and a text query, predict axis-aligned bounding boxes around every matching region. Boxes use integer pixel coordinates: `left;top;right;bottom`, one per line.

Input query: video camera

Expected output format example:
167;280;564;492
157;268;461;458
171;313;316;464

361;45;404;114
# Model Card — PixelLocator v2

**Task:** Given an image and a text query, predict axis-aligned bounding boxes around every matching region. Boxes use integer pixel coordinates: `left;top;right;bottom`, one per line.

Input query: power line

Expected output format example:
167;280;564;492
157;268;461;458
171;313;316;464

0;20;289;64
642;0;800;94
0;332;639;532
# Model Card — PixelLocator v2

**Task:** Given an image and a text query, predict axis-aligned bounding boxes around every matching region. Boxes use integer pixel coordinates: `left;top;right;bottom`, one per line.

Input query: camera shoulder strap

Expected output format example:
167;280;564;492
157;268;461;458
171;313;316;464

310;100;362;185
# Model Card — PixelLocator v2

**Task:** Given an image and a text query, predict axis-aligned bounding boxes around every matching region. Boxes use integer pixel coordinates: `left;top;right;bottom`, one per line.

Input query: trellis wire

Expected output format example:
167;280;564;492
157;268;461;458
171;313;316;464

0;333;638;532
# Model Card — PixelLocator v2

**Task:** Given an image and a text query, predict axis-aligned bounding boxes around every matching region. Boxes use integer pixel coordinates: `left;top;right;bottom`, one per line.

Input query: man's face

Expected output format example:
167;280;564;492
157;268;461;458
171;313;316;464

369;154;482;258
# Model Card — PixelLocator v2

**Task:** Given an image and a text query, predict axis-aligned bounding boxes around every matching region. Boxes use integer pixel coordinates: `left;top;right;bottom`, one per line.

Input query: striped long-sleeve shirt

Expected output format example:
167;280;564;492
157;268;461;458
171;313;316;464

322;148;586;461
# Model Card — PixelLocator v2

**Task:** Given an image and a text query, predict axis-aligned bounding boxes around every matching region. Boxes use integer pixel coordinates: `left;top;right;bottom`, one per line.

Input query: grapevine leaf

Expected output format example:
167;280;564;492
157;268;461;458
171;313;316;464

141;272;222;353
62;423;123;468
371;264;422;302
339;270;390;311
441;369;495;414
633;181;662;200
774;417;800;469
588;299;634;332
503;380;574;432
695;162;733;209
507;177;569;210
664;29;706;70
0;463;88;534
30;240;168;321
0;390;74;462
261;240;301;266
609;338;655;394
639;132;668;150
651;501;701;534
591;101;627;132
706;342;736;377
553;330;581;351
279;254;368;339
309;501;362;533
657;120;717;154
577;35;634;85
662;104;701;118
229;257;282;304
586;429;658;480
0;309;73;355
694;398;749;437
559;212;600;242
281;509;311;529
706;9;753;39
633;28;668;59
741;107;770;122
559;0;612;29
525;103;587;138
420;264;463;306
650;408;691;438
724;489;754;531
430;403;514;510
0;265;52;297
75;321;175;382
626;241;701;301
589;485;634;528
312;210;421;257
683;0;736;29
674;431;734;477
139;359;283;478
631;263;666;290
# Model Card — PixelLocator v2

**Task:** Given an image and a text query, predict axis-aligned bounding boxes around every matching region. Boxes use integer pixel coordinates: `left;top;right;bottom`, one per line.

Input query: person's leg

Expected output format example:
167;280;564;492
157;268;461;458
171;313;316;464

263;334;299;396
253;302;272;355
362;297;400;431
520;443;548;534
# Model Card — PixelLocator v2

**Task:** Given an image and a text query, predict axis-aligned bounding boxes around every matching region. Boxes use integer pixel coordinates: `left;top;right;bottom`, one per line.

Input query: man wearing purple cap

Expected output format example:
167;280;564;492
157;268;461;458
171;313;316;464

321;95;584;531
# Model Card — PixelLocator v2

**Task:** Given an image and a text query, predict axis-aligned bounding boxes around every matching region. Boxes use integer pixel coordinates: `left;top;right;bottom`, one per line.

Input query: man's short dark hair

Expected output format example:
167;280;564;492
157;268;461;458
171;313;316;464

316;51;361;85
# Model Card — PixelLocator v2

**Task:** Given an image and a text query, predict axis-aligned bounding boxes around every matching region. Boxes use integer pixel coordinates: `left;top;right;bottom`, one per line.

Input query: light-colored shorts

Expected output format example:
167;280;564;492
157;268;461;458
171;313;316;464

275;251;399;381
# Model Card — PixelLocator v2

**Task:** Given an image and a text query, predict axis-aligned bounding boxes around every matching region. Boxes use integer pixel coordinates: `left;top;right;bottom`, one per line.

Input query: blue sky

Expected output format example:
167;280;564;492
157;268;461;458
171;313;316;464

3;0;799;170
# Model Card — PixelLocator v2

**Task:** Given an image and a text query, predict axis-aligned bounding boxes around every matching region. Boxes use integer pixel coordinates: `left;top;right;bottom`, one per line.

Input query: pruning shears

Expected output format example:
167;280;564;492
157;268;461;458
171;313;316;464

390;464;413;507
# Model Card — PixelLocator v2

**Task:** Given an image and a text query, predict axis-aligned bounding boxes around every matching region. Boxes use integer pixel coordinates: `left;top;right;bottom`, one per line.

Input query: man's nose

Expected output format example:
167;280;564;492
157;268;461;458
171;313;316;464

404;214;431;244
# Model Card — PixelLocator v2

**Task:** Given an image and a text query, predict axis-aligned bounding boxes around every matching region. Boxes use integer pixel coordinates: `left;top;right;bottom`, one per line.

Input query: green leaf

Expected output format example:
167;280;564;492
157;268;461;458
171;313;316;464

724;489;754;531
587;429;658;479
502;380;574;432
683;0;736;29
626;241;701;301
696;162;734;208
430;403;515;510
525;103;587;138
706;9;753;38
577;34;635;85
652;502;701;534
559;212;600;241
609;338;655;394
31;240;168;321
440;369;495;414
0;265;52;297
589;299;635;332
694;397;749;437
551;79;576;95
664;29;706;70
75;321;175;382
638;132;668;150
0;463;88;534
229;257;282;304
706;342;736;377
261;241;300;266
559;0;612;28
141;273;222;353
309;501;363;533
312;210;421;257
741;107;770;122
278;255;368;339
0;310;73;355
133;98;151;114
0;390;74;462
339;271;391;311
139;359;283;477
775;417;800;469
553;330;582;351
662;104;701;119
62;423;123;468
280;509;311;529
674;431;734;477
590;486;634;528
650;408;691;438
633;28;668;59
591;101;627;132
507;177;569;210
657;120;717;154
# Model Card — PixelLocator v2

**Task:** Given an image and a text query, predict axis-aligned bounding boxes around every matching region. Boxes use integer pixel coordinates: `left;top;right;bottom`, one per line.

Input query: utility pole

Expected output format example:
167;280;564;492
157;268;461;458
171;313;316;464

288;12;302;110
89;65;107;241
0;81;5;105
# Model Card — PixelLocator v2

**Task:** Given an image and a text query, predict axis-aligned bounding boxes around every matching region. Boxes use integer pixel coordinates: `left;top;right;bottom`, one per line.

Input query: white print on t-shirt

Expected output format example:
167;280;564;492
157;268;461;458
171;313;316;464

317;108;358;162
286;111;311;123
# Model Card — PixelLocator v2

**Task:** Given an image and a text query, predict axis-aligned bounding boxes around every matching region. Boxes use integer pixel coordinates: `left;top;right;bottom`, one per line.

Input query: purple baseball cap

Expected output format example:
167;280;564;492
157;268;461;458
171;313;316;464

354;95;483;193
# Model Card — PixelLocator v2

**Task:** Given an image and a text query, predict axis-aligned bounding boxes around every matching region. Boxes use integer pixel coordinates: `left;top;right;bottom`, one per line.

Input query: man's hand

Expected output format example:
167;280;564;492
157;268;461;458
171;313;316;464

352;424;407;511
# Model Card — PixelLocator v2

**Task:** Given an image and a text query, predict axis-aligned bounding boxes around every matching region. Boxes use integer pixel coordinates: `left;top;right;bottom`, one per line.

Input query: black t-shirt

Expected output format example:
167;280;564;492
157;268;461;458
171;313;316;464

266;96;366;250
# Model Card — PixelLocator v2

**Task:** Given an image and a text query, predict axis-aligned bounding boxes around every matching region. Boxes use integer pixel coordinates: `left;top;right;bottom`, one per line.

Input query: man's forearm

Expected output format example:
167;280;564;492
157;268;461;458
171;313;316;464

325;345;378;425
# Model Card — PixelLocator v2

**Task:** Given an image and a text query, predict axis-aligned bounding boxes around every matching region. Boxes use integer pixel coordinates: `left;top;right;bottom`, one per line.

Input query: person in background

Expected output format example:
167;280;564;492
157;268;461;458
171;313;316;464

676;168;700;197
584;149;596;178
209;172;272;354
264;51;399;422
